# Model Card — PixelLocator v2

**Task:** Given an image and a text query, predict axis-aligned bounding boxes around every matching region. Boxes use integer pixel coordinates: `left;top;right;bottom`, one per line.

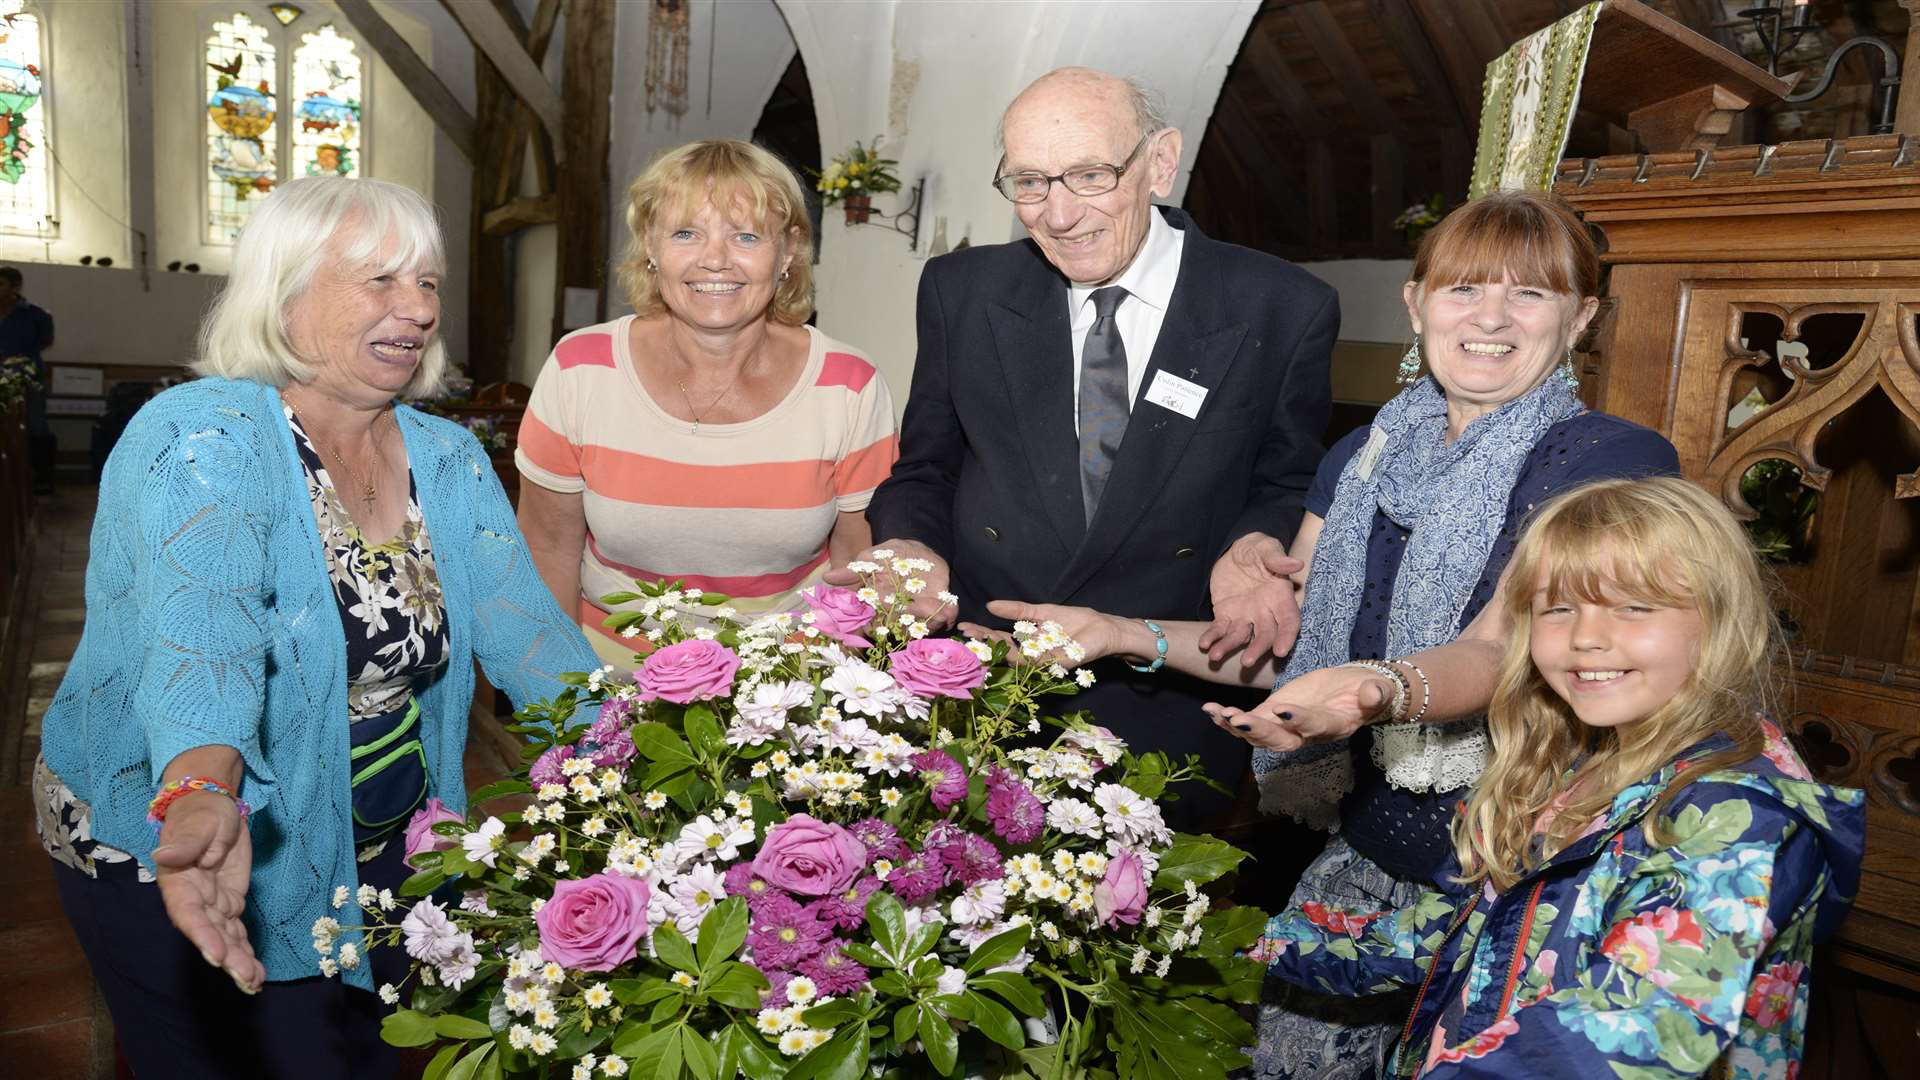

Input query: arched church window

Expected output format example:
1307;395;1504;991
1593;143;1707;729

0;1;54;238
203;7;365;245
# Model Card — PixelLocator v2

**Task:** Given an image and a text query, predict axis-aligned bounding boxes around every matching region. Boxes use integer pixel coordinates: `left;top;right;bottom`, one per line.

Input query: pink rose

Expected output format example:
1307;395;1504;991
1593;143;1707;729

403;798;465;871
889;638;987;700
636;640;741;704
1094;849;1149;929
535;872;654;972
799;585;876;648
751;814;868;897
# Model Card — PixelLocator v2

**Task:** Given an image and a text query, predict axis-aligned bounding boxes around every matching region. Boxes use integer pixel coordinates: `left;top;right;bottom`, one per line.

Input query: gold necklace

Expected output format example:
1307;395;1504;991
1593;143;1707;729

676;358;751;434
288;398;390;510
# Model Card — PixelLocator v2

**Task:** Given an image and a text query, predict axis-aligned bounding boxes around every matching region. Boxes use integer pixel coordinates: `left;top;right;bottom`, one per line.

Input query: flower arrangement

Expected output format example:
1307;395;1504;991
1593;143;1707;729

1393;193;1445;246
0;354;39;412
810;137;901;210
319;556;1266;1079
462;415;513;454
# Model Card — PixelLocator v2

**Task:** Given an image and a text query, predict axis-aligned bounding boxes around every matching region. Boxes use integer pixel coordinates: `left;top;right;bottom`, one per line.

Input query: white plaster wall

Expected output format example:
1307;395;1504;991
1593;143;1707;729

1302;258;1416;344
775;0;1261;413
0;3;131;266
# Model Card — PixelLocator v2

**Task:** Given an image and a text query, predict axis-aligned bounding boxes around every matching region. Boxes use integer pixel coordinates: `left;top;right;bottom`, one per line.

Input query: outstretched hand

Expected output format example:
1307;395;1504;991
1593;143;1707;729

822;538;955;631
152;793;264;994
1200;532;1304;666
1201;665;1396;751
964;599;1125;666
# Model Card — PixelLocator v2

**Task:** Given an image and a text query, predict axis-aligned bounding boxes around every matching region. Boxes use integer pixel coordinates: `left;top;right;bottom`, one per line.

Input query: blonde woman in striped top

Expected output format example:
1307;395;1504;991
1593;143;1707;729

516;140;897;666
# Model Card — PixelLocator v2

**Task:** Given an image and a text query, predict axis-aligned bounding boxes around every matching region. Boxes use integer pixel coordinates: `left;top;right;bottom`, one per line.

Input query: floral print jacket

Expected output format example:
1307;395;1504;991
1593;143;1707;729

1256;725;1864;1079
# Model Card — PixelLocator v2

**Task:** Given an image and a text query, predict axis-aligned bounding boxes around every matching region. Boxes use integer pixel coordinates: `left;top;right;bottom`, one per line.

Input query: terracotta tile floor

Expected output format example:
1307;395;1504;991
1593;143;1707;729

0;485;513;1078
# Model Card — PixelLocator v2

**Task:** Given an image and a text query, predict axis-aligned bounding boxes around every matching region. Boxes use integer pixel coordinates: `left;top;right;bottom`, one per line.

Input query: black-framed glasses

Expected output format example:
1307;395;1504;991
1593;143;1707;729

990;133;1154;204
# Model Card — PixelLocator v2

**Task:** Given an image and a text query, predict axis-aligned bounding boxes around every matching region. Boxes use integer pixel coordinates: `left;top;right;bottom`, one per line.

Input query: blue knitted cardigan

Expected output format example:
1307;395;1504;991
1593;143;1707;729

41;377;602;990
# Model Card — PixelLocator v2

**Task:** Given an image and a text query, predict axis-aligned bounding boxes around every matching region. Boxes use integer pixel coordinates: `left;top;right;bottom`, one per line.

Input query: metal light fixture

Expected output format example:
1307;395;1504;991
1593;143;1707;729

268;3;303;27
1739;0;1902;134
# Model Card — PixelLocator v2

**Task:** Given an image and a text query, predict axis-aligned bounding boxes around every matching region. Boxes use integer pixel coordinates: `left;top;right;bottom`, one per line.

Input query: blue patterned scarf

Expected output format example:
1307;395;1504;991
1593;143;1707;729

1252;373;1582;799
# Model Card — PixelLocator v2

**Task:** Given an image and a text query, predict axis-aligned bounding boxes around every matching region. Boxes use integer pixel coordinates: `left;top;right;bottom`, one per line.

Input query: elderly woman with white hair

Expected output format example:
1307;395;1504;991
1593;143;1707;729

33;176;599;1077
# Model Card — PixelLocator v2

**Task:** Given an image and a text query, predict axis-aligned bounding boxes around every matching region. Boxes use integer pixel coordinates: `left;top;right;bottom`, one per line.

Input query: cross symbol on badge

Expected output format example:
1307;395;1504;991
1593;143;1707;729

1187;367;1200;380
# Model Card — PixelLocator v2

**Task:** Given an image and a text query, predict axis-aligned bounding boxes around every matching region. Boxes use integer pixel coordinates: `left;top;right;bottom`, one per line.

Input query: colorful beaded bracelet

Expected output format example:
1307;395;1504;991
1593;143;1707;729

148;776;251;827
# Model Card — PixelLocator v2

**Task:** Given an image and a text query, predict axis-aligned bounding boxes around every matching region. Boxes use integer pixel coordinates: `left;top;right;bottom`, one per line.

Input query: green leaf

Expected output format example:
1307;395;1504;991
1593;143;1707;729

654;922;699;973
892;1004;918;1045
865;889;907;959
611;1017;660;1056
400;866;450;898
970;971;1047;1018
964;990;1023;1050
444;1042;494;1080
681;1024;720;1080
632;723;696;765
600;590;644;605
917;1004;960;1077
612;978;681;1007
785;1021;869;1080
841;942;891;970
1193;905;1268;958
1151;834;1247;890
728;1018;786;1078
380;1009;439;1047
704;961;770;1010
696;898;750;973
433;1014;493;1040
963;923;1032;974
468;778;532;804
628;1023;685;1080
902;920;943;963
800;998;866;1027
685;705;726;758
421;1042;462;1080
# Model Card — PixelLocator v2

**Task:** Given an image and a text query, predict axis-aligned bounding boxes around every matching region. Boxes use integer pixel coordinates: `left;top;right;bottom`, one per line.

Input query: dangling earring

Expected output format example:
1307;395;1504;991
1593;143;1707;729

1560;345;1581;393
1397;333;1423;386
645;258;658;273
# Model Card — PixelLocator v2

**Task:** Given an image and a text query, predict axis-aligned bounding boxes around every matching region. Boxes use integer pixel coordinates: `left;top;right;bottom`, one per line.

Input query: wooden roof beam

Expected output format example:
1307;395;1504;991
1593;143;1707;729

440;0;566;160
335;0;476;161
490;0;561;208
1293;1;1402;136
1240;19;1330;139
1405;0;1496;125
1371;0;1469;132
1212;87;1309;243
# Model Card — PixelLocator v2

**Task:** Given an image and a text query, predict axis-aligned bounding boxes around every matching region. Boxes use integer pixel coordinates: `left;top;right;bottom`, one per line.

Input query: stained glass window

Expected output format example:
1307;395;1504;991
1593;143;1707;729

205;12;277;244
0;2;53;237
202;11;366;246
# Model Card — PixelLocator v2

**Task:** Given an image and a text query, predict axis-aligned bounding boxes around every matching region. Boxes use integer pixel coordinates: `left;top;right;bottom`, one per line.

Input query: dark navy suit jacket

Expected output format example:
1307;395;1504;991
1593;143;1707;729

868;207;1338;824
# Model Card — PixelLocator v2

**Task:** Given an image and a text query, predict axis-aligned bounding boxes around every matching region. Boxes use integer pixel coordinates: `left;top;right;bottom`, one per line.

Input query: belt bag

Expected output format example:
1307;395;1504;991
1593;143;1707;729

349;698;428;845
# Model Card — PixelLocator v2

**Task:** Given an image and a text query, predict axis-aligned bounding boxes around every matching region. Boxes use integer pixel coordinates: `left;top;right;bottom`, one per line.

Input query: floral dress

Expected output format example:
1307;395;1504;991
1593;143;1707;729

33;406;451;877
1254;723;1865;1079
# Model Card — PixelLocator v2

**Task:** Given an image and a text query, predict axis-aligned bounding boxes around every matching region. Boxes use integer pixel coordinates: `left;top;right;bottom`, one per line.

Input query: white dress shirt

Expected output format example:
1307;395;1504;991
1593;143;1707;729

1068;207;1186;434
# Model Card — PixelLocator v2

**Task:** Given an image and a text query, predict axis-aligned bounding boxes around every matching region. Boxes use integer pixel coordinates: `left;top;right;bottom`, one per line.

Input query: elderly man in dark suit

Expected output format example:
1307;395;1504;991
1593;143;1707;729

843;67;1337;825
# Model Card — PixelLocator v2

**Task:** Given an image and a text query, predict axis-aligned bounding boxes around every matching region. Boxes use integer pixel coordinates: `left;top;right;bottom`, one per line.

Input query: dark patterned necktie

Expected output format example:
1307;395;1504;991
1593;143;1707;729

1078;286;1130;524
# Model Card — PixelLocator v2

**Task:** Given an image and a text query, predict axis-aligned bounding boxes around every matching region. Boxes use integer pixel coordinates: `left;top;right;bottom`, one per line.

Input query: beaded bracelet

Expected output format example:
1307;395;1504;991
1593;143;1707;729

1129;620;1168;674
148;776;251;827
1339;660;1410;722
1396;660;1433;725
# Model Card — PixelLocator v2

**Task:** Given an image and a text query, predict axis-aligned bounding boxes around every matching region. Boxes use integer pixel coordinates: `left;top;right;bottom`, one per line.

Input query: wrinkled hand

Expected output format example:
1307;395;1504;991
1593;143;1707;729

152;793;263;994
966;599;1124;667
1201;666;1395;752
822;538;954;630
1200;532;1304;665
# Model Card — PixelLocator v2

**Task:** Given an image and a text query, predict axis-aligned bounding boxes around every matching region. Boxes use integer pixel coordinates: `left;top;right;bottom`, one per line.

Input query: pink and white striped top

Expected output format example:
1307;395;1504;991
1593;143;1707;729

515;316;897;664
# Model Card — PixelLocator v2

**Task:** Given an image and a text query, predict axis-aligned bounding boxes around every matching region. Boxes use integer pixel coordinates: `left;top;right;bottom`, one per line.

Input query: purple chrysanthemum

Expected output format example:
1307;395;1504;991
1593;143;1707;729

886;850;946;905
809;876;884;931
985;778;1046;845
849;818;909;863
911;750;969;812
926;823;1004;887
757;969;798;1009
800;940;872;996
748;894;829;970
528;744;575;788
722;862;786;913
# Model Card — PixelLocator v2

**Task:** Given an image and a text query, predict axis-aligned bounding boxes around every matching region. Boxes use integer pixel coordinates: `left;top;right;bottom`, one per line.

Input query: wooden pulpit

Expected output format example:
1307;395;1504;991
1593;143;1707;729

1548;8;1920;1076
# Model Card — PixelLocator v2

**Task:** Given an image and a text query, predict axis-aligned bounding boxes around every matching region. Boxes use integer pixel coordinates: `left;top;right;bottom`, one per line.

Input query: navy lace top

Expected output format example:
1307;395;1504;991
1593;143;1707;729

1303;410;1680;883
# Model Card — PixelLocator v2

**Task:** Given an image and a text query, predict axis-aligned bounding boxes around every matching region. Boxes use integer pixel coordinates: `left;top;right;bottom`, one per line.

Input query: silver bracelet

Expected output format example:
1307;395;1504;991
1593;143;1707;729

1395;660;1432;725
1339;660;1409;723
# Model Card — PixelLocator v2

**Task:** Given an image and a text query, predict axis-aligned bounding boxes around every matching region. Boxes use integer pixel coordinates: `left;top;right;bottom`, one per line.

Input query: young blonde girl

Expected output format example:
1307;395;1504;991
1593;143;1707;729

1256;477;1864;1079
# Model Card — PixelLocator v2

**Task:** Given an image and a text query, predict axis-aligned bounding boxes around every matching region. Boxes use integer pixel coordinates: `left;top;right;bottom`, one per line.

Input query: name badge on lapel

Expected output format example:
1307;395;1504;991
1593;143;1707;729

1143;370;1208;420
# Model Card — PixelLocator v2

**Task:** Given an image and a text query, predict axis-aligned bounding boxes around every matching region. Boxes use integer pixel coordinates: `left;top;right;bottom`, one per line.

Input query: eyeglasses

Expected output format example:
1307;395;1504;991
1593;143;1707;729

991;133;1154;204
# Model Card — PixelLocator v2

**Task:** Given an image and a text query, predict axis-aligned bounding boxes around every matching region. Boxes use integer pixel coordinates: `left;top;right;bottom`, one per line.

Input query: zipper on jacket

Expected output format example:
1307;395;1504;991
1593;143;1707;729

1493;879;1549;1025
1392;892;1481;1078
